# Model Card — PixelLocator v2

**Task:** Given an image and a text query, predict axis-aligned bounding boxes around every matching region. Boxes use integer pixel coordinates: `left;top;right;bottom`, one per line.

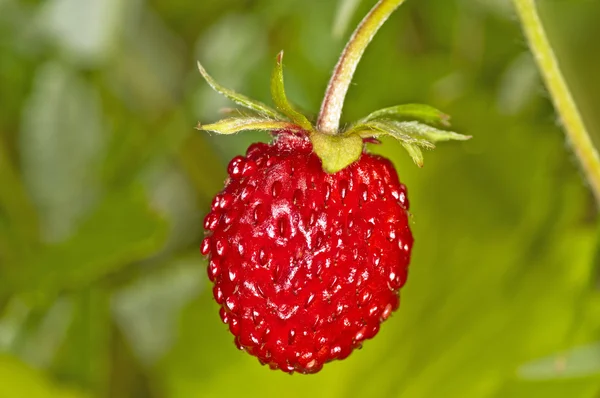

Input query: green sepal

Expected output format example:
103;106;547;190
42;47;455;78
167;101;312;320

386;120;471;143
197;61;284;120
345;119;470;168
271;51;313;131
345;120;435;149
310;132;363;173
359;103;451;127
197;117;300;135
401;143;424;168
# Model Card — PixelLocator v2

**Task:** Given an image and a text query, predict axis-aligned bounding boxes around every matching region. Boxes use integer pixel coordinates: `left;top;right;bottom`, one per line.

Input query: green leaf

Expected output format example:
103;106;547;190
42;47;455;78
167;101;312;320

270;51;313;131
197;61;283;120
401;142;424;167
197;117;300;135
359;103;452;127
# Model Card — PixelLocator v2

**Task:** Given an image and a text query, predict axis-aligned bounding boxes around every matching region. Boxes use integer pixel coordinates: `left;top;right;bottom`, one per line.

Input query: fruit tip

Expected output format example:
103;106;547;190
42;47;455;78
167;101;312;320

276;50;284;63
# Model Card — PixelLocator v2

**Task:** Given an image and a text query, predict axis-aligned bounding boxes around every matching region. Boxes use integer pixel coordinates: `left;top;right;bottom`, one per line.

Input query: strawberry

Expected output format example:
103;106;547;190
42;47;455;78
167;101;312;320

200;131;412;373
196;1;469;374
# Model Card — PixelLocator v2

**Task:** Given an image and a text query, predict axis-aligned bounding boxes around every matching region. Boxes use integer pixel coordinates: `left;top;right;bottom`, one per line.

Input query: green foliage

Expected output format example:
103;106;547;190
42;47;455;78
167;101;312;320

0;0;599;397
11;187;168;302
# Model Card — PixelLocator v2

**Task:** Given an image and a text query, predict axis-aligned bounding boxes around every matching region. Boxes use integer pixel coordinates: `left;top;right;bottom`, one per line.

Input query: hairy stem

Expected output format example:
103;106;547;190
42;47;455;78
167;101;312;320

317;0;407;134
513;0;600;206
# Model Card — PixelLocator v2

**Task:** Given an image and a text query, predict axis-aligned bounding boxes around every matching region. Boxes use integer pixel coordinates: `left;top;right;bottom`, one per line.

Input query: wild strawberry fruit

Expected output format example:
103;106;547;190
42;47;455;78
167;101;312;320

197;0;469;374
201;131;412;373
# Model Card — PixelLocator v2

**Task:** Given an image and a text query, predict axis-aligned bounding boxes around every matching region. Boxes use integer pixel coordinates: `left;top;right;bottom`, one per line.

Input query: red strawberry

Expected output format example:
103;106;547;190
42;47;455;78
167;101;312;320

200;131;412;373
196;1;468;374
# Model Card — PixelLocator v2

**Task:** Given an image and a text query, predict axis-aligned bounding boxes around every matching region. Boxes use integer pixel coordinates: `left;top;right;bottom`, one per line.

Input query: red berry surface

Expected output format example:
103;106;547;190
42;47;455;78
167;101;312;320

201;130;413;374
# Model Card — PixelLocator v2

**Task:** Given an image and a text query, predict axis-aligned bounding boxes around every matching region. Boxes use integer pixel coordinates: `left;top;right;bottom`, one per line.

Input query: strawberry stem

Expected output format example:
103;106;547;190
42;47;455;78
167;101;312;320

513;0;600;206
317;0;407;135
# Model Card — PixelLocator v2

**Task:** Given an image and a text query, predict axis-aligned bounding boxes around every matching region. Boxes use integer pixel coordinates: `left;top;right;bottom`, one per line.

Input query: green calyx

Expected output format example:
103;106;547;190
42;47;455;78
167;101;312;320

310;132;363;173
196;52;470;173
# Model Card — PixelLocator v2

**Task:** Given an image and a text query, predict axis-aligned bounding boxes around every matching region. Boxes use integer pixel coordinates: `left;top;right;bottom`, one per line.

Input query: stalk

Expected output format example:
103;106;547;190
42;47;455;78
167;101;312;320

317;0;407;134
513;0;600;206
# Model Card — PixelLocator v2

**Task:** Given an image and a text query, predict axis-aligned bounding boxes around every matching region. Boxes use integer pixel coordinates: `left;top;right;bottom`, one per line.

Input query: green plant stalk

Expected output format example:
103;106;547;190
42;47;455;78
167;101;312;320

513;0;600;206
317;0;407;135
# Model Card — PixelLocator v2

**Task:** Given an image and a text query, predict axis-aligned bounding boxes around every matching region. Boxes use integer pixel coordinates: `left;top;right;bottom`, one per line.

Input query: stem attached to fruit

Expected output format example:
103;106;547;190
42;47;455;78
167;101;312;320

513;0;600;206
317;0;407;135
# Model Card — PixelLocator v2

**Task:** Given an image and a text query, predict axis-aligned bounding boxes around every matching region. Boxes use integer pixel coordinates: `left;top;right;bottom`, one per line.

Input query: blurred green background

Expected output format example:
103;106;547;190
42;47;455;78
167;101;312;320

1;0;600;397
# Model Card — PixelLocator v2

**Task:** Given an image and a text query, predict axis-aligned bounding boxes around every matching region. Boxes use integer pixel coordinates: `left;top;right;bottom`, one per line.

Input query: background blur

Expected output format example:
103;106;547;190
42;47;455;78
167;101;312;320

1;0;600;397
